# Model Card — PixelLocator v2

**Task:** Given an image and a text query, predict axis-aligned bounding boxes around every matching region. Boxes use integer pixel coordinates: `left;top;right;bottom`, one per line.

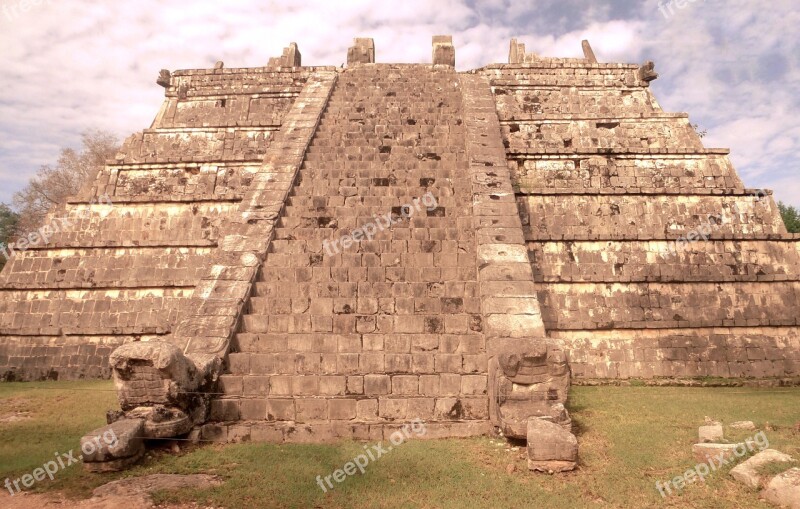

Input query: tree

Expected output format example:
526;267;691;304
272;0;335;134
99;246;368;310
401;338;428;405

12;130;119;235
779;202;800;233
0;204;19;271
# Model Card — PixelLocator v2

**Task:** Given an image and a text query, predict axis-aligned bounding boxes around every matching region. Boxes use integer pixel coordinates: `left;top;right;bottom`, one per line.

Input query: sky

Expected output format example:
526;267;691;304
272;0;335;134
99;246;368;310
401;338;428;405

0;0;798;208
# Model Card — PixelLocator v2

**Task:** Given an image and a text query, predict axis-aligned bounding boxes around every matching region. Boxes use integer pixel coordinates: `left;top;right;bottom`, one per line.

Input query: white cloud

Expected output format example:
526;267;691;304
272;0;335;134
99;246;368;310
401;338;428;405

0;0;797;209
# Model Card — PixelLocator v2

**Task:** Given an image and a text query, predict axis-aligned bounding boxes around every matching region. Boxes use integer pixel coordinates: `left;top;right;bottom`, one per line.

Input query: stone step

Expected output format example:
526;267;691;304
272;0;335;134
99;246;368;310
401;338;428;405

245;294;478;316
239;312;477;335
231;331;482;353
209;393;488;423
225;348;484;377
250;272;477;295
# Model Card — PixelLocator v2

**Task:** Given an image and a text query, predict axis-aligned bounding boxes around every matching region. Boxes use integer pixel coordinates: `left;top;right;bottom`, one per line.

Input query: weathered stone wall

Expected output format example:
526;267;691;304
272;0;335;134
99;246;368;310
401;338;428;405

512;154;743;192
538;282;800;329
518;195;786;239
552;327;800;379
529;240;800;282
0;336;141;381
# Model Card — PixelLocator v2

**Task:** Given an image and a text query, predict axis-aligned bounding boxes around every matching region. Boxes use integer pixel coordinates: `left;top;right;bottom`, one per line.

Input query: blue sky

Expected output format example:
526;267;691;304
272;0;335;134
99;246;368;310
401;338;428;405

0;0;797;207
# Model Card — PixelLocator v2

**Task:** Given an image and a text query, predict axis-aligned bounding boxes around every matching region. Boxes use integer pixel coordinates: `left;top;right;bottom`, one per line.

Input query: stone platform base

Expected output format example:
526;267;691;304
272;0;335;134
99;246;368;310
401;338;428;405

196;420;492;444
573;377;800;387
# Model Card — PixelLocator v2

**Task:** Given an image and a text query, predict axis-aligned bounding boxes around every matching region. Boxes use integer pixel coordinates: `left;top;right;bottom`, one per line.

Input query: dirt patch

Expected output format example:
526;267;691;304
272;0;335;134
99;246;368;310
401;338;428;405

0;474;224;509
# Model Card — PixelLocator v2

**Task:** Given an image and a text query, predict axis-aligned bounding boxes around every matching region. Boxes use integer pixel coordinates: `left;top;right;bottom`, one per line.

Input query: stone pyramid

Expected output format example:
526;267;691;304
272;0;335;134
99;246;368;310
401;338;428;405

1;37;798;450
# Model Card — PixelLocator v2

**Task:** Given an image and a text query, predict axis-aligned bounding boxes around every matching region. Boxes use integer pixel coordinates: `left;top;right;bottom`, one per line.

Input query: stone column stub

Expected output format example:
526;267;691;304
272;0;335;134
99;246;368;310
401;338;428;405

433;35;455;66
347;37;375;65
268;42;301;67
581;39;598;63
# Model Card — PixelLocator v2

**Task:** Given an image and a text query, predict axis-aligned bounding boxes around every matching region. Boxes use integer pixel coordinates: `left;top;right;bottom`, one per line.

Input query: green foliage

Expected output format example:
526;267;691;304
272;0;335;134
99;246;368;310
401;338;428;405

778;202;800;233
0;203;19;271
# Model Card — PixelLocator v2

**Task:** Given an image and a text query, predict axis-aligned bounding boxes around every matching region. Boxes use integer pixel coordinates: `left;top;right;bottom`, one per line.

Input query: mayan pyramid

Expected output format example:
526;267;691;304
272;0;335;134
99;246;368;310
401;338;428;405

1;37;798;447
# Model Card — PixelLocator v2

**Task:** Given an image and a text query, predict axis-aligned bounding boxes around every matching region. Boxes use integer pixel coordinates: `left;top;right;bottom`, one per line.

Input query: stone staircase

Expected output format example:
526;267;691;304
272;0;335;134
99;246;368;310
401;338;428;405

212;64;490;437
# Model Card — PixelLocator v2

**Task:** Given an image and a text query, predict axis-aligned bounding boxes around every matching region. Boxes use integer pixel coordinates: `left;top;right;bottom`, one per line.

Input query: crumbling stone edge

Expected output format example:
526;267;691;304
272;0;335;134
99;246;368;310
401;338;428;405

82;70;339;472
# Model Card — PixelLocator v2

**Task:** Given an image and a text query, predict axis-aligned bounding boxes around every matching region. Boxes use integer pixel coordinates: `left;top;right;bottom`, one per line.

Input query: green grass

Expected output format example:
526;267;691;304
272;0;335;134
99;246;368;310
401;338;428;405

0;380;118;476
2;382;800;508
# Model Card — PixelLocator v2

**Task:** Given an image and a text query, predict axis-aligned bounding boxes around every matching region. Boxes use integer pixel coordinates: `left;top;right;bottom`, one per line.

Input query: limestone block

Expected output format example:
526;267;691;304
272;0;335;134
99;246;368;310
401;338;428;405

698;424;723;443
157;69;171;88
83;452;145;473
432;35;455;67
691;443;742;464
527;418;578;473
581;40;598;63
347;38;375;65
731;449;794;489
763;468;800;508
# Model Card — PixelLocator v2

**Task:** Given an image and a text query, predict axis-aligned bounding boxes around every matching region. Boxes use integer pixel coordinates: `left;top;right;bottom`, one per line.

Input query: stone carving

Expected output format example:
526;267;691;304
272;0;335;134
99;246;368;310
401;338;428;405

347;38;375;65
214;61;224;70
156;69;171;88
638;60;659;82
107;341;221;441
489;339;572;439
432;35;455;66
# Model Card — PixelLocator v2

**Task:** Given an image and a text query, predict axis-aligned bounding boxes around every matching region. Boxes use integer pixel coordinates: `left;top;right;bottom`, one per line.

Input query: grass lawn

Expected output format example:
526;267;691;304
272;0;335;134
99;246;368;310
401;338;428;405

1;380;799;508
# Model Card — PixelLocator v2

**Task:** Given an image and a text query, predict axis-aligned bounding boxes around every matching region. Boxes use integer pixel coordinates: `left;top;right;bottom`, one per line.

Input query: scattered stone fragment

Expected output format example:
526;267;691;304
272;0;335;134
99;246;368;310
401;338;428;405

763;468;800;508
527;418;578;473
730;421;757;431
731;449;794;489
692;443;742;464
79;474;224;508
81;418;145;472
